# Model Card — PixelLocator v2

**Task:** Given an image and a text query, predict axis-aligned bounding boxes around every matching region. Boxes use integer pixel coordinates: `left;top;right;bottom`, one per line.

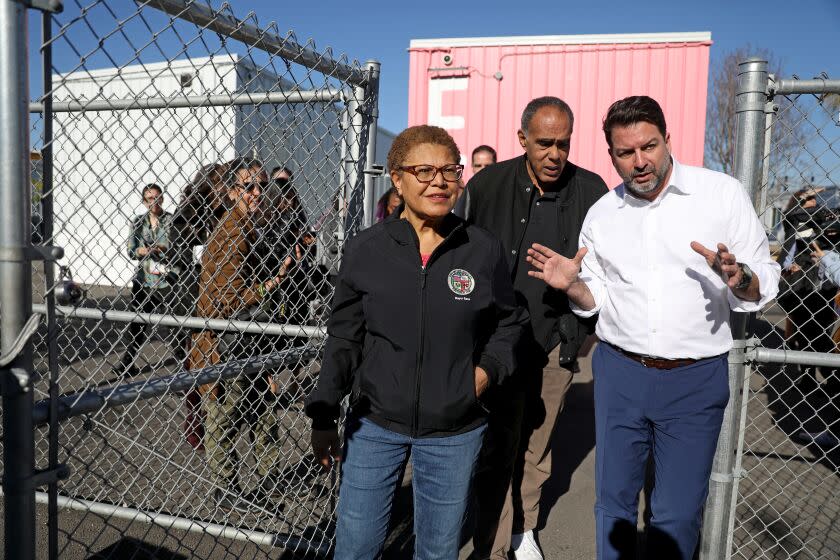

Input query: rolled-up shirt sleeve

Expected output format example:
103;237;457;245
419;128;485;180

570;217;607;319
726;180;781;312
819;250;840;287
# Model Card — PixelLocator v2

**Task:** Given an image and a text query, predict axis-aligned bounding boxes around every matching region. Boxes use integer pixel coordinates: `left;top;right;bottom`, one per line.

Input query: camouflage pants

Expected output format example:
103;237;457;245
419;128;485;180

203;374;280;487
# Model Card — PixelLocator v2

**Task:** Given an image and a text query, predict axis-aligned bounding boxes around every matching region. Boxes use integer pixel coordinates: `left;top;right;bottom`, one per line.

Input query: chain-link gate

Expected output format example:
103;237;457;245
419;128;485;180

1;0;381;558
697;59;840;560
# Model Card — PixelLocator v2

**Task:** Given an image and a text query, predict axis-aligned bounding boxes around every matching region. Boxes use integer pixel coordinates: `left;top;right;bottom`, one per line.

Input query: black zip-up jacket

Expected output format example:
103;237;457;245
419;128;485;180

305;211;528;437
457;155;608;363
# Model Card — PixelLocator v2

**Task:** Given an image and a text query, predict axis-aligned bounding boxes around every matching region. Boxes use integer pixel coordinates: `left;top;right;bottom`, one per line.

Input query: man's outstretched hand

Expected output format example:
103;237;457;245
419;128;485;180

526;243;587;291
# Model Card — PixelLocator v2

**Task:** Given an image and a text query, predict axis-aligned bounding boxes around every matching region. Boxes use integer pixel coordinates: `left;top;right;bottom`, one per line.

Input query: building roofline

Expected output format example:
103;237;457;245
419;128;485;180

409;31;711;49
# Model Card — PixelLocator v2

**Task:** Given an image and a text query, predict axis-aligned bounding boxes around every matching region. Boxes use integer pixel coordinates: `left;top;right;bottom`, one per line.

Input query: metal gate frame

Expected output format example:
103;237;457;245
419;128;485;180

0;1;381;558
698;58;840;560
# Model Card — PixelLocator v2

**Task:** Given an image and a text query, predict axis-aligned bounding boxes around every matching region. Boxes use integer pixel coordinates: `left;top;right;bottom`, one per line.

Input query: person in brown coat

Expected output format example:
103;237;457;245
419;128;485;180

189;157;293;512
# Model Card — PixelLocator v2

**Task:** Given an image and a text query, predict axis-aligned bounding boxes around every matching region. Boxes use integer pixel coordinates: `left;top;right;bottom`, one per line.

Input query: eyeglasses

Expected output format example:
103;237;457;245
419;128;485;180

397;164;464;183
238;180;269;192
272;177;290;188
143;195;163;203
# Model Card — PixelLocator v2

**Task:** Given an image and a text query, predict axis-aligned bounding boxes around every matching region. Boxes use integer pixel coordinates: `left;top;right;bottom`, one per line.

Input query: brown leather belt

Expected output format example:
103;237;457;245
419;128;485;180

606;343;698;370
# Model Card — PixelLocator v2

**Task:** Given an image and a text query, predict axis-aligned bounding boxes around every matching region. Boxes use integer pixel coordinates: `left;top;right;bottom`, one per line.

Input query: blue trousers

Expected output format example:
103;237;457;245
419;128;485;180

335;417;486;560
593;343;729;560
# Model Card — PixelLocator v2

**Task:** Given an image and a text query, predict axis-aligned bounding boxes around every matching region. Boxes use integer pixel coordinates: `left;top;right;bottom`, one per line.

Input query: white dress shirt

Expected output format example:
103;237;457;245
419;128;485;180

572;159;781;359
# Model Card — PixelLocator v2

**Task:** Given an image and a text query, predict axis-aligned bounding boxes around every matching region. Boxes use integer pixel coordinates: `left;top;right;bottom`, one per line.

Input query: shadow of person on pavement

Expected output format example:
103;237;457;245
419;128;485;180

609;519;686;560
536;377;596;530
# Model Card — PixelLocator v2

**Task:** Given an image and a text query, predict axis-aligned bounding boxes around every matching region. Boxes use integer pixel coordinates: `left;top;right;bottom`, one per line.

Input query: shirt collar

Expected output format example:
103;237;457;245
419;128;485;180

616;157;690;207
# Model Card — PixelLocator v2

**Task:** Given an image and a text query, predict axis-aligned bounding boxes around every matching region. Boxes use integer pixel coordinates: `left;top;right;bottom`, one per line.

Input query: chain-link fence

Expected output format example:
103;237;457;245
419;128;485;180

1;1;383;558
700;60;840;560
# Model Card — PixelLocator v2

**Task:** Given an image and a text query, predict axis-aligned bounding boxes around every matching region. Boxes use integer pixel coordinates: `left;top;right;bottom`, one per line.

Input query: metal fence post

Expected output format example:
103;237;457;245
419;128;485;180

699;58;769;560
0;1;35;559
342;91;364;236
362;60;381;229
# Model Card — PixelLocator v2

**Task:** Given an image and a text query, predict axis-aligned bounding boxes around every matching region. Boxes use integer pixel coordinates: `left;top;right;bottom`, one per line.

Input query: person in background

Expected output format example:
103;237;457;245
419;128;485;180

526;95;780;560
174;162;232;452
375;186;402;222
457;145;499;207
306;125;527;559
796;240;840;449
272;165;294;183
461;97;608;560
472;144;497;174
776;186;840;424
190;157;294;512
114;183;184;377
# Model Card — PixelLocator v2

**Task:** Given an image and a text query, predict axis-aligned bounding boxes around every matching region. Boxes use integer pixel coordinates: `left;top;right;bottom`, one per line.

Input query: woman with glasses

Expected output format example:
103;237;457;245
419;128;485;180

114;183;183;377
306;125;527;559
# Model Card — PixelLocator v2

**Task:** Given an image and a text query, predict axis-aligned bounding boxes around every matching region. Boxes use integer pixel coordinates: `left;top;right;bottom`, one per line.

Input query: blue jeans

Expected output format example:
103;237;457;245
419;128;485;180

335;417;486;560
593;343;729;560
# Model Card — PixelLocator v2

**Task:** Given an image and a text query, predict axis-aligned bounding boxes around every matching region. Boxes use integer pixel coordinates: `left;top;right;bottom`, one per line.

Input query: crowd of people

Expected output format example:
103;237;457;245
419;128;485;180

116;157;325;510
116;92;840;559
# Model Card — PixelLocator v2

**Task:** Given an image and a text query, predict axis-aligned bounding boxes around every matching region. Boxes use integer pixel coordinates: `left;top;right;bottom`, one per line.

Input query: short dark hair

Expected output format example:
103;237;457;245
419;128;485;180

602;96;667;148
471;145;497;163
225;156;262;188
141;183;163;198
520;96;574;135
387;125;460;172
271;165;294;180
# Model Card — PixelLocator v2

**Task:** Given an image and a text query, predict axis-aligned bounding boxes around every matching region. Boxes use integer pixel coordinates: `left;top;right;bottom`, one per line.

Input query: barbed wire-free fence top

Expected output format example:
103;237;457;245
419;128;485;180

1;1;379;558
724;62;840;560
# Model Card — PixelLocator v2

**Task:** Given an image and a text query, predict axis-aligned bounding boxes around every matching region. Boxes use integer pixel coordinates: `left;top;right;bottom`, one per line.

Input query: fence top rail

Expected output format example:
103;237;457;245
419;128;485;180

142;0;368;86
770;77;840;96
28;88;349;113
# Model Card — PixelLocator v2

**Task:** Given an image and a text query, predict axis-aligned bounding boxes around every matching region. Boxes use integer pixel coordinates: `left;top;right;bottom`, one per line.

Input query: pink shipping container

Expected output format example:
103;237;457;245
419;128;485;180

407;32;711;186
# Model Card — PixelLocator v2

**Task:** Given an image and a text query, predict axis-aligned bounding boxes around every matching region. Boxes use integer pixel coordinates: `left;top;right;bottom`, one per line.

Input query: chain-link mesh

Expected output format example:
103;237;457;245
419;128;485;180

16;1;377;557
733;79;840;559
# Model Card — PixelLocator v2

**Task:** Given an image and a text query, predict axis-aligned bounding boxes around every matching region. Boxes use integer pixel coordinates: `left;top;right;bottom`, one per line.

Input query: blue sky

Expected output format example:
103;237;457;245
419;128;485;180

27;0;839;134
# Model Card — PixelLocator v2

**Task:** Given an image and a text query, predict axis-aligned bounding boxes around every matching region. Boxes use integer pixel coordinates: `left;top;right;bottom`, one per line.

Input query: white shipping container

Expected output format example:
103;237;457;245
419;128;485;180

51;54;392;287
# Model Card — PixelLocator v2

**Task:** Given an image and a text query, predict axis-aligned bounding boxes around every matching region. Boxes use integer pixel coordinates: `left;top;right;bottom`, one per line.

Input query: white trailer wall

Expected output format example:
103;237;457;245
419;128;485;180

51;55;392;287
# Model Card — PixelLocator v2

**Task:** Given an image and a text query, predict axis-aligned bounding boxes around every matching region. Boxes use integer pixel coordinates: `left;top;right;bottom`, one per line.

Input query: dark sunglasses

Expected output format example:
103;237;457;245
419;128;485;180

239;180;269;192
272;177;290;188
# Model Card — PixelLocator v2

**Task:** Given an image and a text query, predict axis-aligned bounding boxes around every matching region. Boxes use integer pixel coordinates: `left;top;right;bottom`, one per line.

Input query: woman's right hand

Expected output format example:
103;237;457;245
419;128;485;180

311;428;342;472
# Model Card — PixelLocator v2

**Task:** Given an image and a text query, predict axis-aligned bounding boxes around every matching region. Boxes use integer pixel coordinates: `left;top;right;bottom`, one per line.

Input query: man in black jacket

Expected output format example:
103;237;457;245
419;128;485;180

459;96;608;560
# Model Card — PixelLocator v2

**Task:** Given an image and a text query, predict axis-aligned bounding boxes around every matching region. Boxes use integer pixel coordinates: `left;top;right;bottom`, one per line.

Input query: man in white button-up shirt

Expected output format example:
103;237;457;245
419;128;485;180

527;96;780;560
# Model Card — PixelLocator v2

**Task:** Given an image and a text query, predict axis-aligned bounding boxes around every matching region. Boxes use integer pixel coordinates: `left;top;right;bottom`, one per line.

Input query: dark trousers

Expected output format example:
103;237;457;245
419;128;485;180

471;376;527;559
117;283;185;369
592;343;729;560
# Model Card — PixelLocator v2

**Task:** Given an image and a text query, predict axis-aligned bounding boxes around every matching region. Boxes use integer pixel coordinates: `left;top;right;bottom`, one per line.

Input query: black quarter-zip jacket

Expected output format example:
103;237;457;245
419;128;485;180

305;211;528;438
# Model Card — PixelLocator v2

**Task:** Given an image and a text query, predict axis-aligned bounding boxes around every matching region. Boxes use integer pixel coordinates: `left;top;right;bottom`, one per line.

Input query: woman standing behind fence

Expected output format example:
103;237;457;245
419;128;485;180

189;157;294;512
114;183;184;377
305;125;527;559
